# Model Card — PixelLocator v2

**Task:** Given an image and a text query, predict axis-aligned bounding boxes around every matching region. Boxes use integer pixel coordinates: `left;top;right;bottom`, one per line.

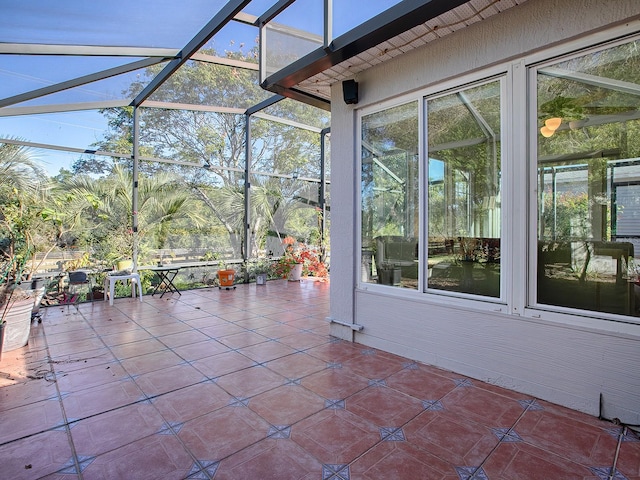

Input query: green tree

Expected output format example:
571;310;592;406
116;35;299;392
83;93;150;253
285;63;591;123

85;45;329;258
63;165;207;267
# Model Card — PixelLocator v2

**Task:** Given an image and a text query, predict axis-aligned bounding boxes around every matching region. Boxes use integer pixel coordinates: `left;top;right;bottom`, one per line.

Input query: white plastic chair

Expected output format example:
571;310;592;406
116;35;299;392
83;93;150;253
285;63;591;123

104;272;143;306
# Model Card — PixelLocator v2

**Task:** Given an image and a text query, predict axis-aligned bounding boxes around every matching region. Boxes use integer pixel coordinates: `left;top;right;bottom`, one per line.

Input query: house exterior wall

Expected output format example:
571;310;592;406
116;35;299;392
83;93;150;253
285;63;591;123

328;0;640;425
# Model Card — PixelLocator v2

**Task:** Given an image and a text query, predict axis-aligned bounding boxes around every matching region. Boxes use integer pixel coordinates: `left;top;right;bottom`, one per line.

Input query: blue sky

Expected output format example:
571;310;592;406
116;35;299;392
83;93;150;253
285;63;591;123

1;0;401;176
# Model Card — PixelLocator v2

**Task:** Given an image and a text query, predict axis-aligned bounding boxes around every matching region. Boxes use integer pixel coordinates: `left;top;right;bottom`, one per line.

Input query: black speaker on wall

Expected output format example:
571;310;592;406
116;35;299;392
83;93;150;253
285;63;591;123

342;79;359;105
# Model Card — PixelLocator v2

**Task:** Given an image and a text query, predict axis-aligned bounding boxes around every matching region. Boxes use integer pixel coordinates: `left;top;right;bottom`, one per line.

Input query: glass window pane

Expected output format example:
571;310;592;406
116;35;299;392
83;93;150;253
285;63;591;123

361;101;419;289
148;60;270;109
332;1;401;39
0;110;112;151
6;65;163;107
263;0;323;79
427;80;502;298
199;22;260;62
2;0;228;48
536;38;640;317
0;55;148;102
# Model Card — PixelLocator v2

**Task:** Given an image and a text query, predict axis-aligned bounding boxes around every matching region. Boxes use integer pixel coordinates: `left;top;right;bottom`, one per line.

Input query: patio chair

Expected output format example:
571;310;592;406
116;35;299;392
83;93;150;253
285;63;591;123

64;270;93;304
104;270;143;306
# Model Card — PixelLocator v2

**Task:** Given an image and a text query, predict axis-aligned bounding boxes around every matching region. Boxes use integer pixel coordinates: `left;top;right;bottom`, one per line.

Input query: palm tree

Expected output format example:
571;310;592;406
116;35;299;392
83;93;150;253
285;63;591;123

0;140;46;283
63;165;208;267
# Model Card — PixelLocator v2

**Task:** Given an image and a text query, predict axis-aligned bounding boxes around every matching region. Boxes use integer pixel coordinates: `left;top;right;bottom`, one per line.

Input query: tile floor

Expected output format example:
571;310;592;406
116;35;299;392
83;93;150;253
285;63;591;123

1;279;638;479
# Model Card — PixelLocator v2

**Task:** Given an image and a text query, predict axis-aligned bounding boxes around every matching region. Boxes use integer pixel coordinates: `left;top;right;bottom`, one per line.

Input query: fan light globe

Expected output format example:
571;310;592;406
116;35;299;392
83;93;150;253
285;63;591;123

544;117;562;130
540;126;554;137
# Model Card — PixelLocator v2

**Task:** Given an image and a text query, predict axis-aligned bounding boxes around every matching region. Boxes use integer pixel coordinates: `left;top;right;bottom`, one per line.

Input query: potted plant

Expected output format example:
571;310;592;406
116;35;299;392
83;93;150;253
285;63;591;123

0;142;47;353
272;236;328;282
250;258;272;285
0;278;35;353
216;259;236;289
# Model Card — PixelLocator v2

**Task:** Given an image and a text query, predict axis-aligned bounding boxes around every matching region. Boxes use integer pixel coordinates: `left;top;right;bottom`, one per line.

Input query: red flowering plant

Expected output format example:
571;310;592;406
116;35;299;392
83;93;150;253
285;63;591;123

272;236;328;279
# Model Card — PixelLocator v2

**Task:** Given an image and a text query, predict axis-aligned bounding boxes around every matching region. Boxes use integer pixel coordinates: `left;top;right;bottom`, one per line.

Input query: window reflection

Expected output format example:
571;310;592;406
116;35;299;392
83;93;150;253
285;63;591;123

536;39;640;317
426;80;502;298
361;102;419;289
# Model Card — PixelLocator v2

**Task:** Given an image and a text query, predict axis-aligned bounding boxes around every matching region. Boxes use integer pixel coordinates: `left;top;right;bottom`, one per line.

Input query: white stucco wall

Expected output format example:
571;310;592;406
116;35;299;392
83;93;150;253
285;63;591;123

329;0;640;424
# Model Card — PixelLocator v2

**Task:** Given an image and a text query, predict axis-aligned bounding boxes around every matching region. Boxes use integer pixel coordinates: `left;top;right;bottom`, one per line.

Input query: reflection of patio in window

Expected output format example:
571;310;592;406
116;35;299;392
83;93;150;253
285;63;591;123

426;79;502;298
537;153;640;316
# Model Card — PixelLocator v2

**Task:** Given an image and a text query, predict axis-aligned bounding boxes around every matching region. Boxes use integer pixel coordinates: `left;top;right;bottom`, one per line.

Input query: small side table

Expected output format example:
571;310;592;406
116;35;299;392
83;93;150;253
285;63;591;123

149;266;181;297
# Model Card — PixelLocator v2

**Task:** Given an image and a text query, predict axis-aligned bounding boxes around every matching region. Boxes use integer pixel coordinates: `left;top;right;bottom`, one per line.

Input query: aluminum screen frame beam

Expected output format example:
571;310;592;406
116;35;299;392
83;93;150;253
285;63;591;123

132;0;252;107
0;57;166;109
261;0;468;101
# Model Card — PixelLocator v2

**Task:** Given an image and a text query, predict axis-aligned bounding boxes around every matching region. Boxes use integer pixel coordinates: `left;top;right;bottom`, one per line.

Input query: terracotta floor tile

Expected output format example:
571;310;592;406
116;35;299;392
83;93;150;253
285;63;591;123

132;313;182;328
286;317;328;331
0;351;50;387
172;338;229;360
191;349;257;378
482;441;596;480
249;384;326;425
151;381;232;423
119;349;183;376
80;431;193;480
44;328;99;346
61;378;144;420
350;441;456;480
0;429;74;480
386;365;459;400
0;399;64;444
515;406;622;466
99;327;154;347
0;375;57;411
46;337;106;358
214;438;321;480
49;346;117;373
155;329;212;349
264;310;308;323
403;409;501;466
347;385;425;426
234;317;280;330
265;351;328;379
217;330;270;349
236;340;298;363
276;331;328;350
71;402;166;456
0;281;629;480
168;309;213;322
301;367;370;400
144;321;192;337
441;381;526;428
305;340;368;363
90;319;140;337
290;409;381;464
132;363;205;397
178;406;271;460
184;315;228;329
200;322;246;338
254;323;300;339
55;361;128;394
245;305;287;316
342;350;407;379
217;311;263;322
215;364;285;398
616;430;640;479
107;338;167;359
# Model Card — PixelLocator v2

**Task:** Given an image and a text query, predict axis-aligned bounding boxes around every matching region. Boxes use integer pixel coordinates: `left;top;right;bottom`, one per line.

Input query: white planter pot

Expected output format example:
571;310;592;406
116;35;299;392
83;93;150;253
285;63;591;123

288;263;303;282
2;296;34;351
